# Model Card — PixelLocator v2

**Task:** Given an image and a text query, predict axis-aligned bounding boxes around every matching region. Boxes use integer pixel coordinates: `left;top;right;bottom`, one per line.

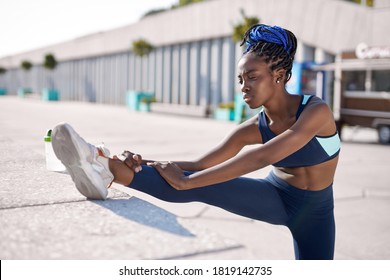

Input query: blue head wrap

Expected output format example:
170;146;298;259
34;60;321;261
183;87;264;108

245;24;292;55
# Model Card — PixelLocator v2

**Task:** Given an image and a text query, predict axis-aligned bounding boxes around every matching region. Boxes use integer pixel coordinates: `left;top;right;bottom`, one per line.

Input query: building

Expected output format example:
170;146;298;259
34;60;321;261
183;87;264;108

0;0;389;136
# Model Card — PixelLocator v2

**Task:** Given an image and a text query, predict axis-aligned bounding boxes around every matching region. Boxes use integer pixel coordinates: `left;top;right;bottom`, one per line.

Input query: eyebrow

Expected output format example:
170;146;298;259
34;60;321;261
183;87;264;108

237;69;259;77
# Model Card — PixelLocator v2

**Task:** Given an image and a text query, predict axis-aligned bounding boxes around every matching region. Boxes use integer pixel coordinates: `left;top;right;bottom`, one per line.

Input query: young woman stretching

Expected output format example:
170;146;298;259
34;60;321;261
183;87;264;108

52;24;340;260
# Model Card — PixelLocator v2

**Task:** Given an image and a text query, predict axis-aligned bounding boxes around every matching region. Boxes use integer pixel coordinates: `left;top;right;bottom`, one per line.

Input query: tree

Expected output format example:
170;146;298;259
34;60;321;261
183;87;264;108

143;8;166;18
43;53;57;70
142;0;205;18
42;53;58;94
20;60;33;91
178;0;204;6
132;39;154;57
232;9;260;43
21;60;32;71
131;39;154;91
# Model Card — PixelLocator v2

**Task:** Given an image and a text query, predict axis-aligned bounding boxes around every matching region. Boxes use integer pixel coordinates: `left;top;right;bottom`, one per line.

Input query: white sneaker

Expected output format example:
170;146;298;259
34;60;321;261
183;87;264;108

51;122;114;200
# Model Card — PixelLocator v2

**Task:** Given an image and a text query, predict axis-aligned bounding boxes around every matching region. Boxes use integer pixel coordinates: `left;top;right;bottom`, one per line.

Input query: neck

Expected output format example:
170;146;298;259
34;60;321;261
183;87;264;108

263;91;296;122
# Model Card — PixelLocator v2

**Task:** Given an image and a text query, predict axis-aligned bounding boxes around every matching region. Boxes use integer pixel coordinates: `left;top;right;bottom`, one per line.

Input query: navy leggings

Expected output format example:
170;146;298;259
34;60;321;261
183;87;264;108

129;165;335;260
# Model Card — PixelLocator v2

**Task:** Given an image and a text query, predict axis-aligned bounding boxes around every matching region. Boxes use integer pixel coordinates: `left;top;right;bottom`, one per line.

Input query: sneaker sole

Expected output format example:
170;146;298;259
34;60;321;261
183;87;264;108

52;123;108;200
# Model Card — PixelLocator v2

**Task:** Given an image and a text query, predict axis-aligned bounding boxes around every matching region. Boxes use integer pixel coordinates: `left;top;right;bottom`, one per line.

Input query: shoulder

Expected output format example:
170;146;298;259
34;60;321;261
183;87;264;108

304;95;333;118
296;95;336;134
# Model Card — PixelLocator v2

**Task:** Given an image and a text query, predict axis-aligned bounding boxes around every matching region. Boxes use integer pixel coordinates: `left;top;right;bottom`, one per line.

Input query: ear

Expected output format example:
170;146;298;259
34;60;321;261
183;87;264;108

273;68;286;84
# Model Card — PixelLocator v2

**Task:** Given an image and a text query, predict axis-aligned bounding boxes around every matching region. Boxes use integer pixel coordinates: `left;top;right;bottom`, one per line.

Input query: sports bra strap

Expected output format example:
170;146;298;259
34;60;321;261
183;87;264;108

295;95;314;119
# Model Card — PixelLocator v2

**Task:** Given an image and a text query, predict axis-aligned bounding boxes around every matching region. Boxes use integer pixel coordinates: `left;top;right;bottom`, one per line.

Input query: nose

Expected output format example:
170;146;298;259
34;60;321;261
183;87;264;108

241;80;249;93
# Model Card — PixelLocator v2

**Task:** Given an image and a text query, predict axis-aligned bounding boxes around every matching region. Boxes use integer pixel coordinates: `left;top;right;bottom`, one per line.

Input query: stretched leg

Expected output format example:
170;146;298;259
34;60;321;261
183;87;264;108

108;157;135;185
52;122;288;225
126;165;289;225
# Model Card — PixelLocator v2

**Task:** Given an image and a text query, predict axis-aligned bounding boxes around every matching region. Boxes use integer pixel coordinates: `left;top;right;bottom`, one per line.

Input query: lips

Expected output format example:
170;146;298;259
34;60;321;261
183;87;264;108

243;94;251;102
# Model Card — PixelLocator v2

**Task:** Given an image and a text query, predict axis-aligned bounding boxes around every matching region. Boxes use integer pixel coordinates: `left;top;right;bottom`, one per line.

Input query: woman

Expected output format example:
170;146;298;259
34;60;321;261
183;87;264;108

52;24;340;260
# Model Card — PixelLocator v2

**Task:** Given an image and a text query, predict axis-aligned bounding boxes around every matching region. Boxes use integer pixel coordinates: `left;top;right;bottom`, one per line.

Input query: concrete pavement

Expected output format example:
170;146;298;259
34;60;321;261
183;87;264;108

0;95;389;260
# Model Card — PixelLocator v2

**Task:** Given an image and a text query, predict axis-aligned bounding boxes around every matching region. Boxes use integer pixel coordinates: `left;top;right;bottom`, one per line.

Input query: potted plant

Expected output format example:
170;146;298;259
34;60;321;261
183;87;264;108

132;39;154;57
139;96;157;112
21;60;32;71
42;53;59;101
126;39;155;111
214;102;235;121
0;67;7;95
232;9;259;43
18;60;33;97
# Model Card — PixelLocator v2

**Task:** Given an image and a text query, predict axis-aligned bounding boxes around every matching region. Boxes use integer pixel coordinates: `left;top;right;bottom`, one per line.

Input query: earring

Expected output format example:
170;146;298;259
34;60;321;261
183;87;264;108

276;79;280;84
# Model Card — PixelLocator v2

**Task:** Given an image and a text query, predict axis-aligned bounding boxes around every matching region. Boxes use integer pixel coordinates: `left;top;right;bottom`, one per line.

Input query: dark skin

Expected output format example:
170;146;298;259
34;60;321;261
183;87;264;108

108;52;339;191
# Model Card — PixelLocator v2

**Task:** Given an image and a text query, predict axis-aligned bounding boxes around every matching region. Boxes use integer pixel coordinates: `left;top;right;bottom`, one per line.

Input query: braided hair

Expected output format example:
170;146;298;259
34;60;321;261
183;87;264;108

241;24;297;83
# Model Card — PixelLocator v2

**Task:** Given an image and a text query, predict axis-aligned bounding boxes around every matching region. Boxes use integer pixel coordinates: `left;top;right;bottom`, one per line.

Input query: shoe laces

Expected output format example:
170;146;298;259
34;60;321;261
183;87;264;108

95;143;111;158
95;143;114;189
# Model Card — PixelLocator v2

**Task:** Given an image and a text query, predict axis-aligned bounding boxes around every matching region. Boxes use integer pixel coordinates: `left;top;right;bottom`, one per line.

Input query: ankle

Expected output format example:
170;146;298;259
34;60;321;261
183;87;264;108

108;158;134;186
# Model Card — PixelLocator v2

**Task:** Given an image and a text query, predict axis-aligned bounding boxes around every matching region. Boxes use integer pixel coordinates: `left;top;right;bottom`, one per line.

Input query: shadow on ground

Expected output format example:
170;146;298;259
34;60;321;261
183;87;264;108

93;197;196;237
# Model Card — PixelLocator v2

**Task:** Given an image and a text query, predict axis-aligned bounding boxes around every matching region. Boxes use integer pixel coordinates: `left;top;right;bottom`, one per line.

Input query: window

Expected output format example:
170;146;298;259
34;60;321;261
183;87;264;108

372;70;390;92
344;71;365;91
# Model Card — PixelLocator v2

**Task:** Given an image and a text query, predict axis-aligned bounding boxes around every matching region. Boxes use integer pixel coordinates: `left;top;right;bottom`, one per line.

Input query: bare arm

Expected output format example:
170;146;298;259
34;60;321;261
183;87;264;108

118;115;260;172
134;115;261;171
173;115;262;171
151;101;335;189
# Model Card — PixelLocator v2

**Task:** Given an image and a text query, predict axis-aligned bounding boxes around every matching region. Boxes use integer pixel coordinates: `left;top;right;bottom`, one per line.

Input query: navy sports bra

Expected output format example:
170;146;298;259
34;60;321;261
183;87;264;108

258;95;340;168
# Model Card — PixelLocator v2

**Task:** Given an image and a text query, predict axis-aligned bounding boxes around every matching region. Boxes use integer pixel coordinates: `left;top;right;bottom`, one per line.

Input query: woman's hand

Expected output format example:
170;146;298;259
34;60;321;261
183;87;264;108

148;161;190;190
115;150;143;173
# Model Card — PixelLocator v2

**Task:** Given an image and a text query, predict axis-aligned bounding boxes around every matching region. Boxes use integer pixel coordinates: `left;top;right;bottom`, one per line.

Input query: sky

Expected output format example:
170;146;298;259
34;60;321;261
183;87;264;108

0;0;178;58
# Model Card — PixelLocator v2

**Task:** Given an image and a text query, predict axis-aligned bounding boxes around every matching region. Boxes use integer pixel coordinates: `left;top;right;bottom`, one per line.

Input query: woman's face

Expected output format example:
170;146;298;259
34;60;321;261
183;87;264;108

237;52;277;109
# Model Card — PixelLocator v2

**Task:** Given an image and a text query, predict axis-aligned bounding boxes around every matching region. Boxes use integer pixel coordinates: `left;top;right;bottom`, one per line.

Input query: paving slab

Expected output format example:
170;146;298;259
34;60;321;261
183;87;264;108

0;196;241;259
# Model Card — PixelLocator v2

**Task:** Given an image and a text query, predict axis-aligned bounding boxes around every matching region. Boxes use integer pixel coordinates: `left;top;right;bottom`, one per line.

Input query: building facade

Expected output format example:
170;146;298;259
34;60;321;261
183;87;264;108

1;0;389;120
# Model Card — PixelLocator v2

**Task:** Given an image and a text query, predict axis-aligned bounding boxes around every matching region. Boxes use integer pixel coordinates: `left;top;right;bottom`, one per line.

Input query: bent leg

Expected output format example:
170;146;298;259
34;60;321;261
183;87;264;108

291;212;335;260
272;174;336;260
128;165;289;225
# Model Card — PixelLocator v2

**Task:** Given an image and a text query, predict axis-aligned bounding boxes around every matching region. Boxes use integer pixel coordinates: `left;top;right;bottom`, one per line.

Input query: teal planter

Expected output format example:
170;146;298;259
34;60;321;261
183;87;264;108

214;108;234;121
0;88;6;95
17;87;33;98
126;91;154;111
139;102;151;112
42;88;59;101
234;93;246;123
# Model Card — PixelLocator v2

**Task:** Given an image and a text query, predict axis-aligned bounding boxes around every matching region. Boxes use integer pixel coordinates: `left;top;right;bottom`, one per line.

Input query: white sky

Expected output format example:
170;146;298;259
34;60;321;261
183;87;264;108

0;0;178;58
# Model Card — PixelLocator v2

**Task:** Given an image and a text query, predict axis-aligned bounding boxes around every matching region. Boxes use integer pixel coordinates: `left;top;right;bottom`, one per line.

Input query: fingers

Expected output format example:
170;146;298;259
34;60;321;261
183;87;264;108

147;161;186;190
147;161;169;168
147;161;178;173
117;150;143;173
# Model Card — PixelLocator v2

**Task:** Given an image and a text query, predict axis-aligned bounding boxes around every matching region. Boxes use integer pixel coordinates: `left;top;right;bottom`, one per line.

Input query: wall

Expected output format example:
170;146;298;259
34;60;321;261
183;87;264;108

2;36;238;111
1;0;389;112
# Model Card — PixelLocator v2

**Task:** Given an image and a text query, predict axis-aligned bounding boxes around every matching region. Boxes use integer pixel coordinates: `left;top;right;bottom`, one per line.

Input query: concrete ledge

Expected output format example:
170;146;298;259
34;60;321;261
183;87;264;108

150;103;208;118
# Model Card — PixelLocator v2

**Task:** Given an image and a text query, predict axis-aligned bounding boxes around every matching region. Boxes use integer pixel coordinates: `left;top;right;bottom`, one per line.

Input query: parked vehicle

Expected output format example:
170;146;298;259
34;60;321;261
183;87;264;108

314;44;390;144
